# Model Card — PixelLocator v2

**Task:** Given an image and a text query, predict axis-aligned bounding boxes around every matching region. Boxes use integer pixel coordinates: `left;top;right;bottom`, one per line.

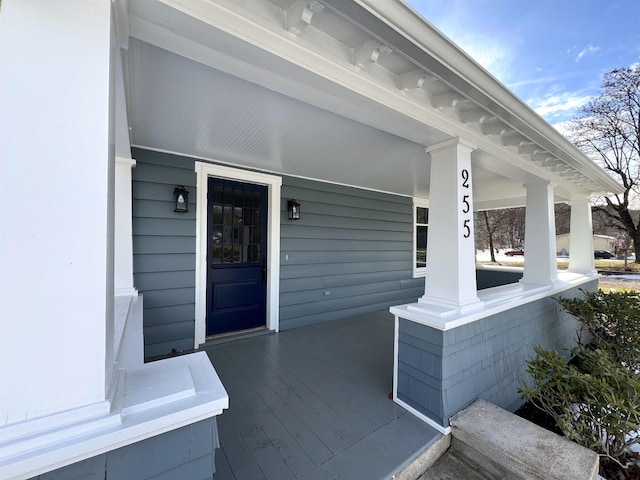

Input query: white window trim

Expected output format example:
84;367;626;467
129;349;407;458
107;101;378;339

194;162;282;348
413;198;429;278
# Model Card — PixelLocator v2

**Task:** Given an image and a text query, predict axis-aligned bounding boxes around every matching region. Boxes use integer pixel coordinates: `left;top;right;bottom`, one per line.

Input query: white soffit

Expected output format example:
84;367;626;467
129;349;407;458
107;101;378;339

124;0;622;201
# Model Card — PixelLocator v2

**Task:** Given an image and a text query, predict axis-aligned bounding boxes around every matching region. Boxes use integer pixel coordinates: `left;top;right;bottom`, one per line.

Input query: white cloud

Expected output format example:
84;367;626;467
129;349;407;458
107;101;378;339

526;91;591;121
575;45;600;62
405;0;516;83
454;34;514;82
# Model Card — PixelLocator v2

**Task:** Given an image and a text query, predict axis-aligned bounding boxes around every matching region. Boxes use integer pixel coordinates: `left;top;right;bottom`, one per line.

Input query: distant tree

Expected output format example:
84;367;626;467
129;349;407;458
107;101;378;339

568;66;640;261
554;203;571;235
481;211;500;262
476;207;525;258
502;207;525;248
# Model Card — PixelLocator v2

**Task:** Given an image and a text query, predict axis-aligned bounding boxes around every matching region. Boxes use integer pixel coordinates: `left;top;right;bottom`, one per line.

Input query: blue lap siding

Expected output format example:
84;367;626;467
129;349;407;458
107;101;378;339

132;148;197;359
279;176;423;330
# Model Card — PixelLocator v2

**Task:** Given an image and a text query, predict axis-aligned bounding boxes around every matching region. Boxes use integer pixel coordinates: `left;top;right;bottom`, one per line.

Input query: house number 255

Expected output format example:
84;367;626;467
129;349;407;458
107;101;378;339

461;169;471;238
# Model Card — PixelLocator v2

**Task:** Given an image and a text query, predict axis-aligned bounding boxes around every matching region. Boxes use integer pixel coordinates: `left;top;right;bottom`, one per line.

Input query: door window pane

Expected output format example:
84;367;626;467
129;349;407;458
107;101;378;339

209;181;265;265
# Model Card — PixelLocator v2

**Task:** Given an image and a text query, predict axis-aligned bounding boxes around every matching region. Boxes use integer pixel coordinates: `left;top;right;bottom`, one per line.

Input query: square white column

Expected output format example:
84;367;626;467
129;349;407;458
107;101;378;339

521;180;559;286
115;157;137;296
114;46;137;297
0;0;114;425
419;138;482;312
568;198;597;275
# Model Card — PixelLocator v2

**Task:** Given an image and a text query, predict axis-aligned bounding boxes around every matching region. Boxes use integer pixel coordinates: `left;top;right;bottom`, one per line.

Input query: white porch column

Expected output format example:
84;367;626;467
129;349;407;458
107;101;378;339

420;138;482;312
115;157;137;296
114;43;137;297
521;180;559;286
568;197;597;274
0;0;113;424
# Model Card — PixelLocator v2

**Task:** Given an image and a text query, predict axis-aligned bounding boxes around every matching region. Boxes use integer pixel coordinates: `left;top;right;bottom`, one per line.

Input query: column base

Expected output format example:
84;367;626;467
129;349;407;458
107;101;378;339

412;296;485;318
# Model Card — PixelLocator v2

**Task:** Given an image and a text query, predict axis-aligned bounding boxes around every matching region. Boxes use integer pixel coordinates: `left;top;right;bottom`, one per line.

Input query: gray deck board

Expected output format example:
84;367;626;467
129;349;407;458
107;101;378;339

219;347;334;466
214;351;314;477
205;311;440;480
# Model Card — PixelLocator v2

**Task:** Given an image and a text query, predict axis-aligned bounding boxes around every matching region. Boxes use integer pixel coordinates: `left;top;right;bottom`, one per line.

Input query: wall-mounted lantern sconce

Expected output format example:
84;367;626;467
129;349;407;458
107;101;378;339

173;186;189;213
287;199;300;220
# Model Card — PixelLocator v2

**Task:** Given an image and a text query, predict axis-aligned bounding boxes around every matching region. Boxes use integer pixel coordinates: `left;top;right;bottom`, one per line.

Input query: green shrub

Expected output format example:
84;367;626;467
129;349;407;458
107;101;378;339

520;346;640;468
558;289;640;372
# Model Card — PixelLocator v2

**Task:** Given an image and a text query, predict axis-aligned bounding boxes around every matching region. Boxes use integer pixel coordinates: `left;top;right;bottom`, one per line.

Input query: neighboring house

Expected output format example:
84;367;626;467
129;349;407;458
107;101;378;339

0;1;623;479
556;233;616;255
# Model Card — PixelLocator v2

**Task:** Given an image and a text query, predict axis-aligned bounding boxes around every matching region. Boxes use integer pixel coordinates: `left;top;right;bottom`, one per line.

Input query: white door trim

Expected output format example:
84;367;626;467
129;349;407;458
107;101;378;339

194;162;282;347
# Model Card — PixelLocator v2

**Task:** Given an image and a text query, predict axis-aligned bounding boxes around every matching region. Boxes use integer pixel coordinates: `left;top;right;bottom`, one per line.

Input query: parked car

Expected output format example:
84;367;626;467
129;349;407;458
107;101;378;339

594;250;615;259
505;249;524;256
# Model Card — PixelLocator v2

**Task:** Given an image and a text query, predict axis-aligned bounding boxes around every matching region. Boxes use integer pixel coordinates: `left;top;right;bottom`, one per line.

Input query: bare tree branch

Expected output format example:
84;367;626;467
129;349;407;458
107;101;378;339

568;66;640;261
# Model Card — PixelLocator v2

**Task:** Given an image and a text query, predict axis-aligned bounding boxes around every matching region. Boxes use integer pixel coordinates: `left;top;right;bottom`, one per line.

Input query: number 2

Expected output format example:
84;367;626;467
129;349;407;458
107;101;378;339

461;169;470;188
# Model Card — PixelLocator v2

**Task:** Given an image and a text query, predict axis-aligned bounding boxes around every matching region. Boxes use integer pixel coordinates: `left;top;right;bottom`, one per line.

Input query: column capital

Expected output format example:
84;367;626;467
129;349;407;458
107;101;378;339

569;194;592;203
523;178;551;189
425;137;477;155
116;156;136;167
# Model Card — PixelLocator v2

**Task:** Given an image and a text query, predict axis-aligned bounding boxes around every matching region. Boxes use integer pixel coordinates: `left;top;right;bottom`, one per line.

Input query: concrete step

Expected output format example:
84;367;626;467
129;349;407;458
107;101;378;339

448;399;599;480
418;449;496;480
399;400;599;480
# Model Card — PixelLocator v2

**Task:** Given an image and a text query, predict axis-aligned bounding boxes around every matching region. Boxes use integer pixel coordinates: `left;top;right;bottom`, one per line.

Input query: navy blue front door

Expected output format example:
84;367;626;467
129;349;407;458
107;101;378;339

206;178;267;336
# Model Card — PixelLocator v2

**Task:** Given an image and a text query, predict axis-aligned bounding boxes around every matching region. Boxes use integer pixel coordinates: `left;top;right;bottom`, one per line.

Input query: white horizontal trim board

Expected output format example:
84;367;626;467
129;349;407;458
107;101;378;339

390;270;598;331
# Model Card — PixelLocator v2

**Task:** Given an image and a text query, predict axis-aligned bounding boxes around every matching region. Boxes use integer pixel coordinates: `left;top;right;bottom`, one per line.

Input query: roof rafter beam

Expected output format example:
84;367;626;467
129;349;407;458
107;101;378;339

460;108;490;125
353;39;393;69
398;69;438;92
431;91;468;109
479;117;507;135
285;1;325;35
500;131;526;146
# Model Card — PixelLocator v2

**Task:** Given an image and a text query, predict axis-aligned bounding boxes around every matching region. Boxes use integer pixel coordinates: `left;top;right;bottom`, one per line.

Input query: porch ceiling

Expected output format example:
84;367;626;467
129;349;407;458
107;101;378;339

122;0;622;207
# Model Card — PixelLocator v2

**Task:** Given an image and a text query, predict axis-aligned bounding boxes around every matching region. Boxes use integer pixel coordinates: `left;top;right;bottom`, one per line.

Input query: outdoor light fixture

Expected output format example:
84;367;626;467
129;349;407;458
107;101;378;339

173;185;189;213
287;199;300;220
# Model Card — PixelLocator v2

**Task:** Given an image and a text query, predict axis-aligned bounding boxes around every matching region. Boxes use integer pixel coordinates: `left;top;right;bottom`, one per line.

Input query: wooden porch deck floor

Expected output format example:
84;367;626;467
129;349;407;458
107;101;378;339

203;310;440;480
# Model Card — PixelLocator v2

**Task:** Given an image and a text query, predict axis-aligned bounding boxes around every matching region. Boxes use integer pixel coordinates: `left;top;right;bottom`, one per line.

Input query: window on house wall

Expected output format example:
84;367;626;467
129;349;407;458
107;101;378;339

414;201;429;277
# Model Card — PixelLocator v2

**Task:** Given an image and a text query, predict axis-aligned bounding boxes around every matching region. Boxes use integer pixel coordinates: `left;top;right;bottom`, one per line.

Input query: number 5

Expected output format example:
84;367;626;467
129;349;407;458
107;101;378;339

462;195;470;213
463;219;471;238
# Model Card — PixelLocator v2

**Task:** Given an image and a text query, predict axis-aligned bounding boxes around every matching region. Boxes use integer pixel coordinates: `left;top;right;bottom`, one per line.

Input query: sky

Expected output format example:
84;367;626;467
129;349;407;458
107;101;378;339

405;0;640;127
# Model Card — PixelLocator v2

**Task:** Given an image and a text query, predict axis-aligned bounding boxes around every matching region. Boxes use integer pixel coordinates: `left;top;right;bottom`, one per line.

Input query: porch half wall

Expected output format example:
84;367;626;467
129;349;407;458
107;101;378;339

396;280;597;427
132;148;423;358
